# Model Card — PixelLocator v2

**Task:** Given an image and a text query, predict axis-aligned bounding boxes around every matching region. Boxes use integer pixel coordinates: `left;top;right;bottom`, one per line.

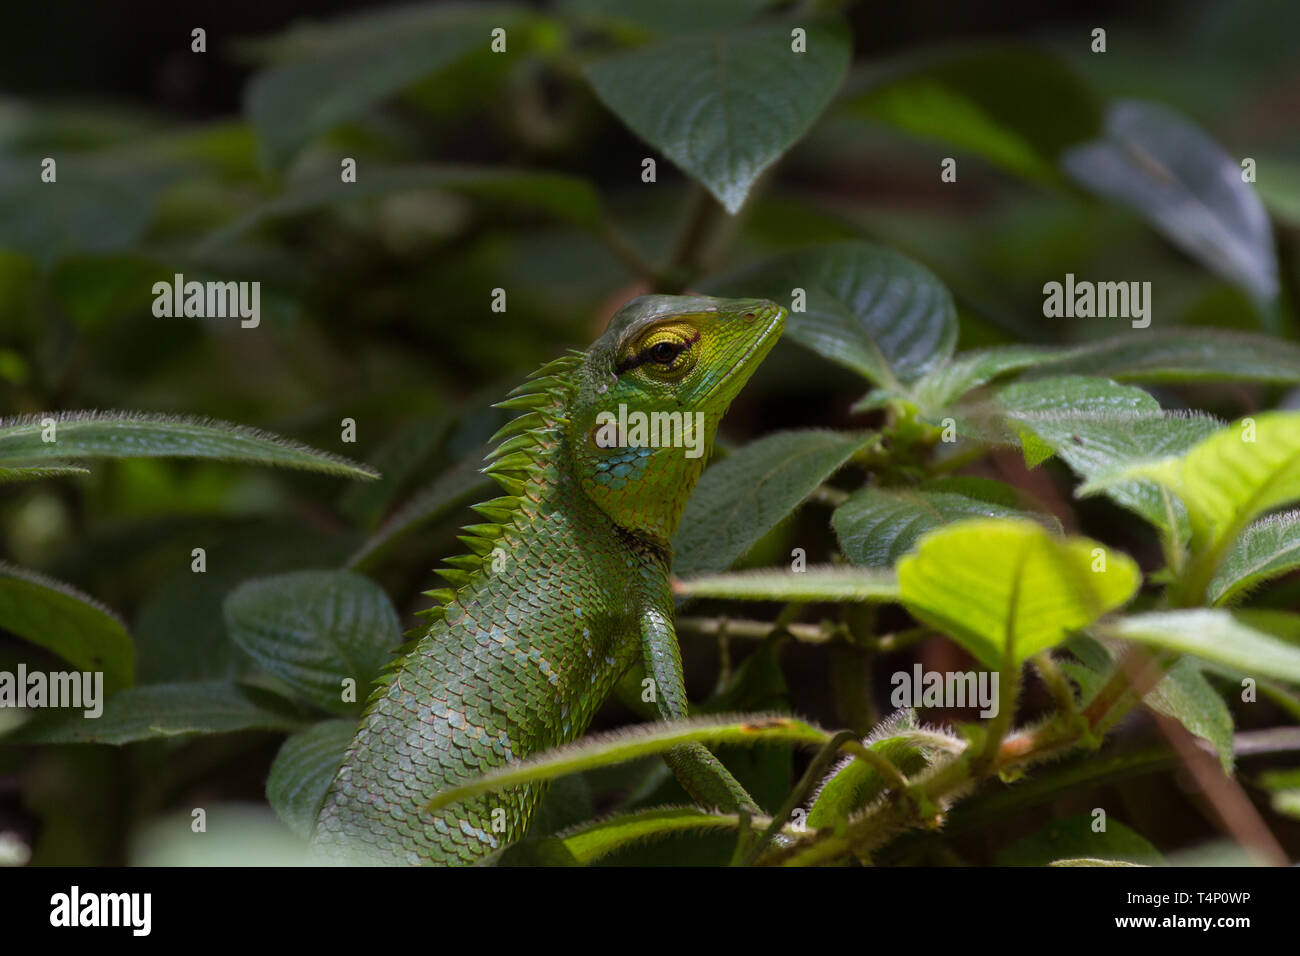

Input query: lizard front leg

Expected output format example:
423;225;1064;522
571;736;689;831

638;586;761;816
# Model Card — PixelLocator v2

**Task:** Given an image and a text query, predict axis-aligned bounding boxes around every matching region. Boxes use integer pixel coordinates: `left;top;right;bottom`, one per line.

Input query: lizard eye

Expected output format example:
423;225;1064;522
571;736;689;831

648;341;683;364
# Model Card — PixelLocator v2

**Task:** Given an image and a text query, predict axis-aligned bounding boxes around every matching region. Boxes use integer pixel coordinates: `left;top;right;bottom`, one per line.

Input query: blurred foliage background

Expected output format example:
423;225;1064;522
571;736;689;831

1;0;1299;864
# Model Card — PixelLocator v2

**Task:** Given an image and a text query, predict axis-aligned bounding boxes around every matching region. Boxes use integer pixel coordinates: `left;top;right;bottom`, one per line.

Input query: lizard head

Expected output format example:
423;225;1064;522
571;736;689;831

571;294;785;547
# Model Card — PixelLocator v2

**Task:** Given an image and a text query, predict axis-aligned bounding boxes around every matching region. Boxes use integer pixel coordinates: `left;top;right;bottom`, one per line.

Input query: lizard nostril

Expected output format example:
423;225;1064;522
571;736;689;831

742;312;756;322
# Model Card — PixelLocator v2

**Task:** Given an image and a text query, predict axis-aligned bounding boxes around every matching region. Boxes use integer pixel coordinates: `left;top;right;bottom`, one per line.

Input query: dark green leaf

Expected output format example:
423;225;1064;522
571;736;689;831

1028;330;1300;384
709;241;957;388
833;483;1057;567
223;570;401;713
673;429;870;576
266;718;356;839
1210;511;1300;606
1145;659;1234;774
0;562;133;690
585;18;850;213
2;681;305;745
0;411;378;479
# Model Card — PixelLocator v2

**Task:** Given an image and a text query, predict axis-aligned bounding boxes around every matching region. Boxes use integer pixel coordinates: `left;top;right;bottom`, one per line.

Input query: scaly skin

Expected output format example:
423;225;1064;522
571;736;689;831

312;295;784;865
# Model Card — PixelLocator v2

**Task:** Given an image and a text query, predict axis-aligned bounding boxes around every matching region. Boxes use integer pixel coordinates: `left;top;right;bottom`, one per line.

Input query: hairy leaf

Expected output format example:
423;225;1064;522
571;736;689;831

0;562;133;690
1104;610;1300;684
0;411;378;479
1209;511;1300;605
424;714;831;813
673;565;898;602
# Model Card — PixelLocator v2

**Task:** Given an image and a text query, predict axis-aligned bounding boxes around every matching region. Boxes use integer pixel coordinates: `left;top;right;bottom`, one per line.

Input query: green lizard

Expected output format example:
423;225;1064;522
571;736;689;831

312;294;785;865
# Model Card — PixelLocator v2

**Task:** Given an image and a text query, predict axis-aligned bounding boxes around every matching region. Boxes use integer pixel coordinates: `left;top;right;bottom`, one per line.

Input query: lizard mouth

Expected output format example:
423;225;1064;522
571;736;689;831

700;305;785;404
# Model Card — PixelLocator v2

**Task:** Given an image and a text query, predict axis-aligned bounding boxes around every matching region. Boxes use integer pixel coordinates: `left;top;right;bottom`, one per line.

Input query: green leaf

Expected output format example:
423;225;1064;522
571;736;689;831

558;807;748;864
2;681;306;745
0;412;378;479
424;714;830;813
845;47;1100;184
1027;330;1300;385
807;711;960;828
223;570;401;713
1144;659;1234;774
673;565;898;603
1063;100;1278;302
584;18;850;213
993;816;1170;868
897;519;1140;670
0;562;133;690
1104;610;1300;685
132;521;356;684
996;812;1163;866
203;165;603;248
266;718;355;840
246;3;542;167
708;241;957;388
0;464;91;484
886;344;1059;415
1079;412;1300;559
1209;511;1300;605
987;376;1220;536
672;430;871;577
833;482;1056;568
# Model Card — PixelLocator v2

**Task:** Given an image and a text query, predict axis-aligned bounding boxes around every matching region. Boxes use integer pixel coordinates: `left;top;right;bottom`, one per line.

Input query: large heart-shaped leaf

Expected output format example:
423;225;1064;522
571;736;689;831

223;570;401;713
833;480;1057;568
585;18;850;213
708;241;957;387
897;518;1140;669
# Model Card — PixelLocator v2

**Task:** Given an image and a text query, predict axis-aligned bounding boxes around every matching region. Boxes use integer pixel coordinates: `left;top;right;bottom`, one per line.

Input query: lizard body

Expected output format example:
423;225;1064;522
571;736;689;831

312;294;784;865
